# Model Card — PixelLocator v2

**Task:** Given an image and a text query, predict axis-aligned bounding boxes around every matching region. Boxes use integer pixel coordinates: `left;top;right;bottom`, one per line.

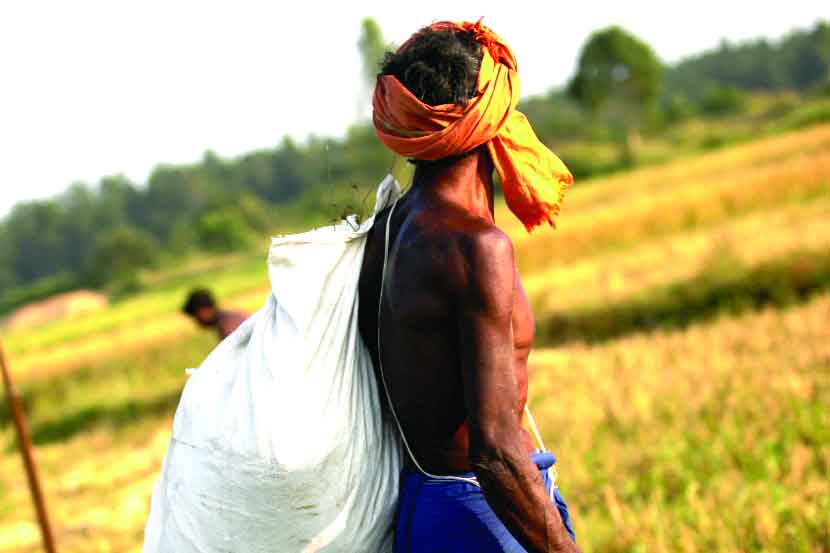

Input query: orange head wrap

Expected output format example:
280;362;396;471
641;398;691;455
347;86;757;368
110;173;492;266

372;19;572;232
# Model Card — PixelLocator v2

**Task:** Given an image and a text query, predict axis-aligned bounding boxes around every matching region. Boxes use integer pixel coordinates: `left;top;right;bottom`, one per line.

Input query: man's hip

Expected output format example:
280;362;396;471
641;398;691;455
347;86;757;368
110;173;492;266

394;451;576;553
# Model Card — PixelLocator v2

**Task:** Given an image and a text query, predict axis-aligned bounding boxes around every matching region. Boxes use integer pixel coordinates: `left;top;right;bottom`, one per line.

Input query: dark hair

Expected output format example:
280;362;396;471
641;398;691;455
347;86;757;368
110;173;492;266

380;27;483;107
182;288;216;316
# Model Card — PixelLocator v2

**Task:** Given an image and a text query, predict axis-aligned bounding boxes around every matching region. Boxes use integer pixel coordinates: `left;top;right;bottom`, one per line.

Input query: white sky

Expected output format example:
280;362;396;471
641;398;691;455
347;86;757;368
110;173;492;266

0;1;825;217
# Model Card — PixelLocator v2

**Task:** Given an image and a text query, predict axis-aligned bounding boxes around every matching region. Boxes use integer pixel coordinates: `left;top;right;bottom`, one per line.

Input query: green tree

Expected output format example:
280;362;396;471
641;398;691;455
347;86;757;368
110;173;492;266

358;17;388;89
700;85;747;116
661;92;697;124
196;208;253;252
143;164;225;241
663;21;830;99
0;224;15;291
236;194;271;233
356;17;393;119
3;200;68;283
86;226;158;285
568;26;663;162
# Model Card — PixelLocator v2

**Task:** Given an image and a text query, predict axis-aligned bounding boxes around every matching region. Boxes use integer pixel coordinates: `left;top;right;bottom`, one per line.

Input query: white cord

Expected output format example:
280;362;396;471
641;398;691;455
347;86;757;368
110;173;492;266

525;403;557;485
524;404;546;452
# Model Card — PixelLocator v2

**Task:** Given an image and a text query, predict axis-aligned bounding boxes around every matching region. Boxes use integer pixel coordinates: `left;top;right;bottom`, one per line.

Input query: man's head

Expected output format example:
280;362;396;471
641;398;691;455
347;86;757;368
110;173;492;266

379;28;484;170
380;27;483;108
373;20;573;231
182;288;218;327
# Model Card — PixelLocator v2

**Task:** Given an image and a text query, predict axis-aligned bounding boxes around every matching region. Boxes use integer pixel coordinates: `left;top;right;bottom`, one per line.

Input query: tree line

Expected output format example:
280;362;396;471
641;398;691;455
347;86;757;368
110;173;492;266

1;20;828;314
665;22;830;101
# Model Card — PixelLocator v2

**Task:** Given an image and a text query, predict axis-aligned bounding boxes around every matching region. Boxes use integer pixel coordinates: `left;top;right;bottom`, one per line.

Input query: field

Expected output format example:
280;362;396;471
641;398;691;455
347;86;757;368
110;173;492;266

1;124;829;552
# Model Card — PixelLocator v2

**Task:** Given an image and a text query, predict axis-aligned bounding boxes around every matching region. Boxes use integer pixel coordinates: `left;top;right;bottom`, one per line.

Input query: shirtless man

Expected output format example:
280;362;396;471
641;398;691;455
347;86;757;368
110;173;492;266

358;21;579;553
182;288;248;341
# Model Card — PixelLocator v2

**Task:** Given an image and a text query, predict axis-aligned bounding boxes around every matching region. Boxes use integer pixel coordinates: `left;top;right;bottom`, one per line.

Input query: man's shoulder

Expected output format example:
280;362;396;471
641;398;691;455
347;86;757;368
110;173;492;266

442;216;513;264
411;212;514;290
421;217;516;314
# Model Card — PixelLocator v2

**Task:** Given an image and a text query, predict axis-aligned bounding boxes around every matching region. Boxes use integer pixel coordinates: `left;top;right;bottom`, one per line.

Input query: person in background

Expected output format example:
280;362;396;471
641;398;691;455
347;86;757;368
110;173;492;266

182;288;248;340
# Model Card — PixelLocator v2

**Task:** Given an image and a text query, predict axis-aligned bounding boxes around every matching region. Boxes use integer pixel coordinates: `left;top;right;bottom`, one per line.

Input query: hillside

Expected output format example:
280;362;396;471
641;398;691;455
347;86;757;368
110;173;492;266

1;124;828;552
2;18;829;316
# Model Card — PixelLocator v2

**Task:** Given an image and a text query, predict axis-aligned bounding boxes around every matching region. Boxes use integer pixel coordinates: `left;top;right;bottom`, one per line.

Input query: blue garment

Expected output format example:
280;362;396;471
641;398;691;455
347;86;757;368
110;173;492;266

394;451;576;552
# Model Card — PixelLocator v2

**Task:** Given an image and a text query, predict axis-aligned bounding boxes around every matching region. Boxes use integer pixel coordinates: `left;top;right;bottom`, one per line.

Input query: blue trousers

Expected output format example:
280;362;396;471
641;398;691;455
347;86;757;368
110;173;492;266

394;451;576;552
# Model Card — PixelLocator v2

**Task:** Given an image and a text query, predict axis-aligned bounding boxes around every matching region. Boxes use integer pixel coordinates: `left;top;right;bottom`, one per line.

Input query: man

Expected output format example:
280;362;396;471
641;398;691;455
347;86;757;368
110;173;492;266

181;288;248;340
357;20;579;553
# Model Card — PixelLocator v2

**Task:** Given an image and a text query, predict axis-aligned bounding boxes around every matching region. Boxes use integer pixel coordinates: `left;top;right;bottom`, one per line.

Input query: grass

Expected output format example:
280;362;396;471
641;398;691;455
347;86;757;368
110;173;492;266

512;135;830;272
2;297;826;552
0;332;213;447
536;247;830;345
1;123;829;552
5;245;824;449
524;196;830;314
2;253;267;355
528;295;829;552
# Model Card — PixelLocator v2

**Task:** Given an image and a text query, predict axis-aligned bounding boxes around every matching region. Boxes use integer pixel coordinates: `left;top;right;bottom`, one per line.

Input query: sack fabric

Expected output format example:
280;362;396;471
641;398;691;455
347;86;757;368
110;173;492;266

142;177;403;553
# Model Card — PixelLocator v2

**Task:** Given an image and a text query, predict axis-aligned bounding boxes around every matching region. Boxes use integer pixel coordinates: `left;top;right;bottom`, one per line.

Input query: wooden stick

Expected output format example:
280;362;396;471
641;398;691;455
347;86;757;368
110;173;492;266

0;341;58;553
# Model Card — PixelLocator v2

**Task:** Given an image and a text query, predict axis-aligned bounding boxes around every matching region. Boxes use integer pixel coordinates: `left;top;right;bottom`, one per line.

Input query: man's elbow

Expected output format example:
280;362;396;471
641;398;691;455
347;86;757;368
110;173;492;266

468;426;523;482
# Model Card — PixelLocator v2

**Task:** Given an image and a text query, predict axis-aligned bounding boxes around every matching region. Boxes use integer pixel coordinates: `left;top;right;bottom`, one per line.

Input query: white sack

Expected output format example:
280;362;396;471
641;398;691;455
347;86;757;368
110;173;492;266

142;177;403;553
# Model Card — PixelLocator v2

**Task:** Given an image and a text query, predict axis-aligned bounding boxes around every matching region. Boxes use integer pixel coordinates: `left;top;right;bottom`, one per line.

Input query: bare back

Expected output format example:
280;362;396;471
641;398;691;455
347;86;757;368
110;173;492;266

357;186;535;474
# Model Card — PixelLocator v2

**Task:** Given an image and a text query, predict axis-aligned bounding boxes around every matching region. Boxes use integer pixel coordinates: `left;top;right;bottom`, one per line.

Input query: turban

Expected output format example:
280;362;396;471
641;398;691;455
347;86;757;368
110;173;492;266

372;19;572;232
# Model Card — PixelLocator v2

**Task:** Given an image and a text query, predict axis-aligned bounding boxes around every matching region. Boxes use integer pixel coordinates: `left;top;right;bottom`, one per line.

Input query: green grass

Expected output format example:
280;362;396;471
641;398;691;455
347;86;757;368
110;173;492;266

1;332;214;447
782;97;830;130
3;254;268;358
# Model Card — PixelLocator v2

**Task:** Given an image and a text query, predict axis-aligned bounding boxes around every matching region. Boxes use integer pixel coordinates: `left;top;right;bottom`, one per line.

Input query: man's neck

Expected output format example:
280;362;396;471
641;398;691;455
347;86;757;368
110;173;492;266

411;149;495;221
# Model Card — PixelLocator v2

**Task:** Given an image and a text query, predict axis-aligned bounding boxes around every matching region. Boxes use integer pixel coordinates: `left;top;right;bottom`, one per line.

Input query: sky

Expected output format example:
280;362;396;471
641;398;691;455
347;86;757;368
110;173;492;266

0;1;826;217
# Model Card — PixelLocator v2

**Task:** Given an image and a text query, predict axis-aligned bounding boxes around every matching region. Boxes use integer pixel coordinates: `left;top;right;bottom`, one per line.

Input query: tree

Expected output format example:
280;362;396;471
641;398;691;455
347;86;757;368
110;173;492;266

700;85;747;116
196;208;253;252
781;22;830;90
86;226;158;285
236;194;271;233
3;200;68;283
663;21;830;99
568;26;663;162
271;137;308;202
358;17;388;89
356;17;392;119
819;22;830;84
0;224;15;291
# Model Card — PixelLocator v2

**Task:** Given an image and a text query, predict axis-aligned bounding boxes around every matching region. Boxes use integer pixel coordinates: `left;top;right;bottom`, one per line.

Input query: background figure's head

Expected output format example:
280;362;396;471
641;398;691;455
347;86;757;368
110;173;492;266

380;27;483;107
182;288;218;327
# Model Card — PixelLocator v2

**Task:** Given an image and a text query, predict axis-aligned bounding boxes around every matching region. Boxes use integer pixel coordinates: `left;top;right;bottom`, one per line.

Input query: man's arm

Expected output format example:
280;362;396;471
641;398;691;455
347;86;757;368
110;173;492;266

457;228;579;553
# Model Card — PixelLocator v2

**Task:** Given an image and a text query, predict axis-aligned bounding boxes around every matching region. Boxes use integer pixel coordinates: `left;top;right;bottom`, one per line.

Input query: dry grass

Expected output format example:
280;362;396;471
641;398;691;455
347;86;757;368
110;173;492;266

497;123;830;238
0;421;169;553
2;296;826;553
4;291;108;332
528;295;830;552
511;146;830;273
525;197;830;314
